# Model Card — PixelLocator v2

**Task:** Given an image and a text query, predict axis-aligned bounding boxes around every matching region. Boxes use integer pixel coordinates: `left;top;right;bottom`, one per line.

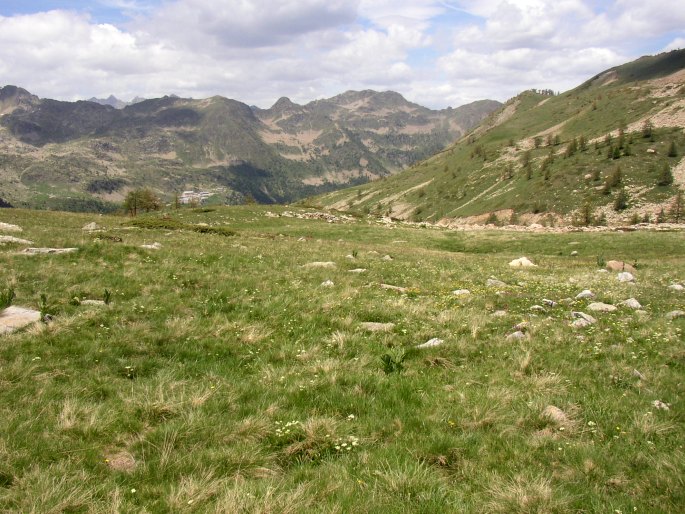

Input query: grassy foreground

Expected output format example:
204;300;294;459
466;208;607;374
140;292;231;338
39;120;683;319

0;205;684;513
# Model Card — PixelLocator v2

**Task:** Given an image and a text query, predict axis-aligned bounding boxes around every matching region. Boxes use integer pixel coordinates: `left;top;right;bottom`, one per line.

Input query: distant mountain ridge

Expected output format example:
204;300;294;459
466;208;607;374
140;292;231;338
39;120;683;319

0;86;500;210
314;49;685;226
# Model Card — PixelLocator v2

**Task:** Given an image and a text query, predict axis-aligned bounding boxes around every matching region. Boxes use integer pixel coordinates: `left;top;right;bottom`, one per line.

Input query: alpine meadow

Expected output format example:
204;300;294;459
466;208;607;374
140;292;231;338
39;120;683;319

1;2;685;512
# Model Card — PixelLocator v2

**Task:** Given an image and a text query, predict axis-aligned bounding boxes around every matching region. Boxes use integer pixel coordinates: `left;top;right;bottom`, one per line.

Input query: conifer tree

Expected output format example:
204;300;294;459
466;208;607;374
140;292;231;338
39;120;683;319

657;163;674;186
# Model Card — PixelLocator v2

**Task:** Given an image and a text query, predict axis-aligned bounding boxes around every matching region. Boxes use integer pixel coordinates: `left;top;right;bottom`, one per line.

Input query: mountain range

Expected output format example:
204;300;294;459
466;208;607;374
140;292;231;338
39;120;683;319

315;49;685;226
0;86;500;211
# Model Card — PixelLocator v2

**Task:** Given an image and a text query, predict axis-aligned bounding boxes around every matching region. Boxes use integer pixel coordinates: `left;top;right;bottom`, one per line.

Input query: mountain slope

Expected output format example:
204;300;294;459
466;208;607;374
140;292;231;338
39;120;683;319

0;87;500;211
314;49;685;226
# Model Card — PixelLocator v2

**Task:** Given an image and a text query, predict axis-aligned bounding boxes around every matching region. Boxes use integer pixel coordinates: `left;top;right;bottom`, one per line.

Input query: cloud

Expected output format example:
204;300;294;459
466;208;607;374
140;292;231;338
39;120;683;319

0;1;682;109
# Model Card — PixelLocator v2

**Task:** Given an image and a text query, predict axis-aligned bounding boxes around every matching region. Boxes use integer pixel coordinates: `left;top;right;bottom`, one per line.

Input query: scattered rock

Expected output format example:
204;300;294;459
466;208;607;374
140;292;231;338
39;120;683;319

571;251;578;256
509;256;537;268
559;298;574;305
0;222;22;233
646;148;656;154
0;306;41;335
302;261;336;269
571;312;597;328
321;280;334;287
297;237;307;242
491;310;508;317
530;305;546;313
583;173;592;180
542;405;569;425
0;236;33;245
380;284;408;293
416;338;444;349
382;255;393;261
506;331;527;341
576;290;595;300
542;298;558;307
620;298;642;310
21;247;78;255
666;310;685;320
514;321;530;332
348;268;367;273
140;242;162;250
105;451;137;472
359;322;395;332
588;302;617;313
486;278;507;288
367;251;379;255
606;260;636;273
81;300;106;306
82;222;102;231
633;369;646;381
668;284;684;292
652;400;670;411
452;289;471;296
617;272;635;283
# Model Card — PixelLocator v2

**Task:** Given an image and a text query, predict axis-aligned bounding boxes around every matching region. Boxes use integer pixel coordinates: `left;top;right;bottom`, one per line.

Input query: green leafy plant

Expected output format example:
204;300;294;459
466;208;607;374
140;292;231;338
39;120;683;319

39;293;50;321
381;349;407;374
103;289;112;305
596;255;606;268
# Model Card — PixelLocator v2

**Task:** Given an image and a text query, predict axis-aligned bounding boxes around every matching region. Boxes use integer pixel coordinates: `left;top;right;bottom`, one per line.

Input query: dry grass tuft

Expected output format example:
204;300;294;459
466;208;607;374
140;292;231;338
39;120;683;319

485;474;570;513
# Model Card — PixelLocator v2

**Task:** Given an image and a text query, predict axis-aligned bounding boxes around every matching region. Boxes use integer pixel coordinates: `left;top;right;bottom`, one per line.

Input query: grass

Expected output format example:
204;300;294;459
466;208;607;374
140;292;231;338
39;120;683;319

0;204;684;512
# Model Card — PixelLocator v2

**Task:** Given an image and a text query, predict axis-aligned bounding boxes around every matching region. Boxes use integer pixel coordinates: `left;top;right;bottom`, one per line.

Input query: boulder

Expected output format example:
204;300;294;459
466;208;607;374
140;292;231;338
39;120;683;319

666;310;684;320
0;306;41;335
380;284;408;293
82;222;101;231
509;257;537;268
620;298;642;310
321;280;334;287
416;338;444;349
668;284;684;292
348;268;367;273
452;289;471;296
588;302;617;313
575;290;595;300
140;242;162;250
486;278;507;288
360;322;395;332
302;261;336;269
617;272;635;283
0;236;33;245
606;260;636;273
506;331;527;341
0;222;22;233
21;247;77;254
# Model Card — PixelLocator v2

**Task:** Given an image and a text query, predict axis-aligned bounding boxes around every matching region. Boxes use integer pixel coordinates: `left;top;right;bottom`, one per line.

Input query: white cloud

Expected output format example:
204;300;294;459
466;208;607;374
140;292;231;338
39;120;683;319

0;1;682;109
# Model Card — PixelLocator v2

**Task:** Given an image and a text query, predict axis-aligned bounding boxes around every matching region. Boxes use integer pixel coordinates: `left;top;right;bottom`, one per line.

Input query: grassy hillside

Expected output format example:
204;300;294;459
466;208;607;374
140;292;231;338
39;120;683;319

315;50;685;226
0;205;684;511
0;88;499;212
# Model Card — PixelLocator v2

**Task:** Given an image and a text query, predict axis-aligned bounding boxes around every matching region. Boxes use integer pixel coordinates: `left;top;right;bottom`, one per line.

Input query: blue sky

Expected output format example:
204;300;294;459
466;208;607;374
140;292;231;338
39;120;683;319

0;1;683;109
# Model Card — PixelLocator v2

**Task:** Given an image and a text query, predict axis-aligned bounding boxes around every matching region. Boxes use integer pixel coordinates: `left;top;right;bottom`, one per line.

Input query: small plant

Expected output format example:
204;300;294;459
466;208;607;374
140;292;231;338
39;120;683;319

103;289;112;305
0;287;15;310
352;250;358;259
39;293;49;321
381;349;407;374
596;255;606;268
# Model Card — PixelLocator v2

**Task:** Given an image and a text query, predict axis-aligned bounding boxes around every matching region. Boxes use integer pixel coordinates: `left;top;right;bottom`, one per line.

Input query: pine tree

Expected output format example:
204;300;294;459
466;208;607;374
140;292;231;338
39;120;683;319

657;163;674;186
613;188;628;211
642;119;653;139
668;141;678;157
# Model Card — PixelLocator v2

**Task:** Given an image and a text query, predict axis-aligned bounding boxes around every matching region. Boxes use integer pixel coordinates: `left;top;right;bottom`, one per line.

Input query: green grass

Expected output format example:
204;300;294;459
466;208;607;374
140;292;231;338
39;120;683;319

1;205;684;512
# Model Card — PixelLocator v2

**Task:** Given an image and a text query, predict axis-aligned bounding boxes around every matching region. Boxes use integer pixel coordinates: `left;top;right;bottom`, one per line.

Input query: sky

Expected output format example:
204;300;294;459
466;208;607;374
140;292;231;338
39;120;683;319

0;0;684;109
